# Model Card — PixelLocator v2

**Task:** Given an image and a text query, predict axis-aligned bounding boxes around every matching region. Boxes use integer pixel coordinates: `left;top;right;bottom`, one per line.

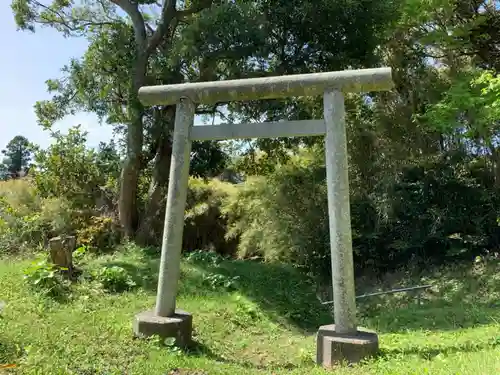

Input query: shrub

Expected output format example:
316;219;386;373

183;178;238;256
223;149;330;277
0;179;44;253
185;249;225;266
23;258;69;297
95;265;136;293
0;127;122;255
223;149;500;280
353;153;500;271
75;215;121;252
0;179;81;254
32;127;117;209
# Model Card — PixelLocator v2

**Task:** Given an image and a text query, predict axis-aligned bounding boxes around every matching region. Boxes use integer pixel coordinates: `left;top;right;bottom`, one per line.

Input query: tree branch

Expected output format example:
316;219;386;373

110;0;147;49
32;0;116;35
146;0;215;54
147;0;177;54
176;0;214;20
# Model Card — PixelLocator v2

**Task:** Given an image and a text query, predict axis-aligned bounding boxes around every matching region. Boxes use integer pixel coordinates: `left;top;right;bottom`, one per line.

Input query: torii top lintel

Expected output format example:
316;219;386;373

138;67;393;106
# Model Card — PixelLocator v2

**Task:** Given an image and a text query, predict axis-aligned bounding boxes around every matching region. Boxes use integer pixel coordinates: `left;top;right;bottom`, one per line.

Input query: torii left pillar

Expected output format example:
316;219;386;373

133;97;195;347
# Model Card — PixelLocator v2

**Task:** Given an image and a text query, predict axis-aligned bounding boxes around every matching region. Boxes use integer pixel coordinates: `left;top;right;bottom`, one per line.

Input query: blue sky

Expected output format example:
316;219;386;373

0;2;114;152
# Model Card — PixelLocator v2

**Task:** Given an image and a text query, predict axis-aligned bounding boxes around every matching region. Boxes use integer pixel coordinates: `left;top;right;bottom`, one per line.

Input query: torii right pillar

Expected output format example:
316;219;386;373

316;89;379;367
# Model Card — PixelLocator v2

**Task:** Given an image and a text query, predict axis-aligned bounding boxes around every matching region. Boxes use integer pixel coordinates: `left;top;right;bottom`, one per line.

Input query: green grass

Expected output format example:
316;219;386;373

1;247;500;374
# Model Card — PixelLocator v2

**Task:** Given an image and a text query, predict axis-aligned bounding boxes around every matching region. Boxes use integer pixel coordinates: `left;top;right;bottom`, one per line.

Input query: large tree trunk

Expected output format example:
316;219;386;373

136;107;176;245
492;148;500;189
118;114;143;237
118;52;147;238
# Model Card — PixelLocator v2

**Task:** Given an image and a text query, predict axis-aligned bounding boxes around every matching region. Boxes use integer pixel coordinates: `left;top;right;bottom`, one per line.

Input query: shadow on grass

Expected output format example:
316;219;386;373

0;337;20;366
380;336;500;360
98;250;332;333
181;340;302;371
97;249;500;335
357;260;500;333
360;302;500;333
196;259;333;333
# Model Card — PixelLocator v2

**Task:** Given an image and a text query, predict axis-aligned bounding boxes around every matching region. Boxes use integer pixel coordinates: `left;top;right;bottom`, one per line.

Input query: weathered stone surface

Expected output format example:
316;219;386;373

316;324;379;367
48;235;75;275
324;90;357;333
155;98;195;317
136;69;395;357
139;68;393;106
133;310;193;348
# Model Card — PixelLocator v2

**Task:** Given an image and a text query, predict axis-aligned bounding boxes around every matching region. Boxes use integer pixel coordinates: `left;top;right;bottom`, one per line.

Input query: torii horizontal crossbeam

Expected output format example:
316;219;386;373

190;120;326;141
139;67;393;106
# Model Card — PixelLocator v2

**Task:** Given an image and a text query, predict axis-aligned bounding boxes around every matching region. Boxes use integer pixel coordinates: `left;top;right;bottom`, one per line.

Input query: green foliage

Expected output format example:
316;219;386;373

23;258;68;298
223;149;500;279
72;245;87;263
183;178;238;256
0;128;121;255
95;265;136;293
185;249;225;266
0;179;70;254
2;251;500;374
1;135;33;176
201;272;240;291
11;0;398;240
32;126;119;208
424;69;500;156
224;149;330;275
352;152;500;271
0;179;91;254
75;215;121;252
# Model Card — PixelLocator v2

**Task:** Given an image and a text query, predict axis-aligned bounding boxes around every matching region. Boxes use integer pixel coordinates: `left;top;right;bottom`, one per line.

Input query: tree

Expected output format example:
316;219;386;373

425;69;500;186
11;0;398;243
0;163;8;180
1;135;33;177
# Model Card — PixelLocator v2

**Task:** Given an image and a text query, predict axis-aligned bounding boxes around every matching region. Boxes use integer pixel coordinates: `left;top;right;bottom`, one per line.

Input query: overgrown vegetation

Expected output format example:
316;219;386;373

1;250;499;374
4;0;500;278
2;0;500;372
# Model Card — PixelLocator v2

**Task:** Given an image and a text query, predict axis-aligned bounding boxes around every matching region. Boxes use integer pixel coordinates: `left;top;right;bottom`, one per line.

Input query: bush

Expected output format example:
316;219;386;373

75;215;121;252
23;258;69;297
95;265;136;293
0;179;45;253
0;179;85;254
353;152;500;271
183;178;238;256
223;149;331;277
0;127;122;255
223;149;500;280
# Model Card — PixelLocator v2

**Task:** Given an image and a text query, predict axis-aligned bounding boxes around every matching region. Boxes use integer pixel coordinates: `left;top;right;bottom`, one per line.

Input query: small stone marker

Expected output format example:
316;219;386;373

48;235;76;276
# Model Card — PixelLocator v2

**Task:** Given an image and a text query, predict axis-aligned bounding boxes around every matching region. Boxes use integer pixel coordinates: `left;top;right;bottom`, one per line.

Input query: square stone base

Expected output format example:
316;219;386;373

133;309;193;348
316;324;378;367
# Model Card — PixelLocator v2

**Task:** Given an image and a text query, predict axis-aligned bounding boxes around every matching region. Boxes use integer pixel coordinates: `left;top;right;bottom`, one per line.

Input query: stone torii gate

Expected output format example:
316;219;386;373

133;67;394;367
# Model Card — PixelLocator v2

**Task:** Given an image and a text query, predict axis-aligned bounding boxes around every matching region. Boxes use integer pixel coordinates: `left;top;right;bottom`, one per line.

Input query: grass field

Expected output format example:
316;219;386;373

1;246;500;374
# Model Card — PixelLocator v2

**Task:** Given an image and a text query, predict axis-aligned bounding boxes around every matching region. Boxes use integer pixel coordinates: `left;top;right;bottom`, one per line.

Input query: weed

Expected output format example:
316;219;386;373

23;257;69;298
95;265;137;293
1;253;499;374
